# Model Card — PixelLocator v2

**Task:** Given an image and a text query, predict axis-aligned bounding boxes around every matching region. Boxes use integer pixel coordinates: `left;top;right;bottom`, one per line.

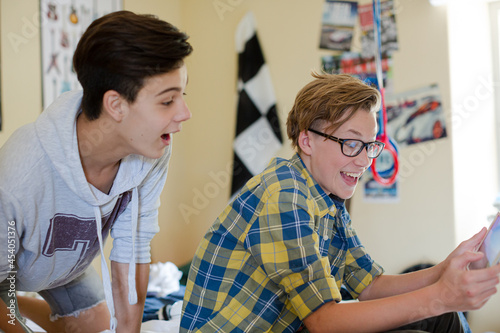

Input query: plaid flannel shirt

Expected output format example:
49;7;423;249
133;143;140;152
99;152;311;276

180;154;384;332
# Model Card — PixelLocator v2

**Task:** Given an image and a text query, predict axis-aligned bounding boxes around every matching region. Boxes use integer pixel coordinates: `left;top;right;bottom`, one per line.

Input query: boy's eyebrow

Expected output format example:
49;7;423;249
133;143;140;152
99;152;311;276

345;128;378;139
155;76;188;97
155;87;182;97
344;129;363;137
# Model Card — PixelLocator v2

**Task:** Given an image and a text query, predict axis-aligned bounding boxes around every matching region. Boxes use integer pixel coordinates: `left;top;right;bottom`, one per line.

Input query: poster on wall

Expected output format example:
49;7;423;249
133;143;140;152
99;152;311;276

321;52;394;95
363;111;399;203
319;0;358;51
358;0;398;59
362;169;399;203
40;0;122;109
386;84;447;148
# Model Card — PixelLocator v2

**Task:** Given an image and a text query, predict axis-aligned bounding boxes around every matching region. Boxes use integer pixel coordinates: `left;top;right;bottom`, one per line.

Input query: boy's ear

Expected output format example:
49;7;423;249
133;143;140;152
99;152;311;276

298;130;313;156
102;90;126;122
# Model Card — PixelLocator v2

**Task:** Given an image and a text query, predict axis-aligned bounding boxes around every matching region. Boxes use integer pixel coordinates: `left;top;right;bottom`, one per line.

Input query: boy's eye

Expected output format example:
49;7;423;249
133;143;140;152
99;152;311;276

163;92;185;106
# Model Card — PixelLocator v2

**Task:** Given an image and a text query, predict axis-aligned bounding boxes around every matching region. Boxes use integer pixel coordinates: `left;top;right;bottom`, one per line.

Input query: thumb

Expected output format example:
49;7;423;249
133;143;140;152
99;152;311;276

460;228;488;253
454;251;485;269
469;227;487;246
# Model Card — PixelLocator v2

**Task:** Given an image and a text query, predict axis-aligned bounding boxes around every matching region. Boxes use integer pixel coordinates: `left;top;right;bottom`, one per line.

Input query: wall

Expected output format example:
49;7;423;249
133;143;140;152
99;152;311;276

350;0;456;274
1;0;499;331
447;1;500;331
0;0;42;145
449;1;498;244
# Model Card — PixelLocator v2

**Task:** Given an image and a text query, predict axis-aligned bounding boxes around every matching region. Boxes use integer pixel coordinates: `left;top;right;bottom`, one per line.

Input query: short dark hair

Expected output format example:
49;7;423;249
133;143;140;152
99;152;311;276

73;11;193;120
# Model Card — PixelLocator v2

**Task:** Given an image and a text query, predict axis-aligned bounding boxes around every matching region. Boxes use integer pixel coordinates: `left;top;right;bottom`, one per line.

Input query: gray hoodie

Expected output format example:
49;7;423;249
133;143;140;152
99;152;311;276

0;90;171;329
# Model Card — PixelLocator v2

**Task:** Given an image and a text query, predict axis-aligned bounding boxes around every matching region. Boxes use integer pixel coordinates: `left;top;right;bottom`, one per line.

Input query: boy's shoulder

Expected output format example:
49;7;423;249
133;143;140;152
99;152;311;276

250;155;311;195
0;123;44;176
0;128;49;201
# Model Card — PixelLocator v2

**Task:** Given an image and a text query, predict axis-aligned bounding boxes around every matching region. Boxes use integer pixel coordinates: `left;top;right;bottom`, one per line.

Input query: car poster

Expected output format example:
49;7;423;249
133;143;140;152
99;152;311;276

321;51;394;96
40;0;122;109
358;0;398;59
386;84;447;148
362;84;446;202
319;0;358;51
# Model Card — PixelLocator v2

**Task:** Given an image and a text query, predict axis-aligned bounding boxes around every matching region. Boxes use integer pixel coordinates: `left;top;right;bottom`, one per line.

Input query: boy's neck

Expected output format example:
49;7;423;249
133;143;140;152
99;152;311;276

76;112;123;193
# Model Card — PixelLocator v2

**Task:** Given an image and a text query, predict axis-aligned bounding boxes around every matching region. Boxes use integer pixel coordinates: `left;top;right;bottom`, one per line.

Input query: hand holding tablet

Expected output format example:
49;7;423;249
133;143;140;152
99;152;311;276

474;213;500;269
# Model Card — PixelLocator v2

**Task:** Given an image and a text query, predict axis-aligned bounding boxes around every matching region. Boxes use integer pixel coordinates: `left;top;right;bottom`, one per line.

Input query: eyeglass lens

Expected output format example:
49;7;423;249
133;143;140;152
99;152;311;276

343;140;383;158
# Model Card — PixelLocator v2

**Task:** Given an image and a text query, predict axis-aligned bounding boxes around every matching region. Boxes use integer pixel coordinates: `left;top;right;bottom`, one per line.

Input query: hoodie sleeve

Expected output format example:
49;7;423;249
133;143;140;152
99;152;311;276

0;188;22;283
109;146;172;264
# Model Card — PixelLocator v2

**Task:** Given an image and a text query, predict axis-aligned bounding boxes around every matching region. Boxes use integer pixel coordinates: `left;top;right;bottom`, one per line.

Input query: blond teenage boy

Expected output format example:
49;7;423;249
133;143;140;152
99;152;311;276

180;73;499;332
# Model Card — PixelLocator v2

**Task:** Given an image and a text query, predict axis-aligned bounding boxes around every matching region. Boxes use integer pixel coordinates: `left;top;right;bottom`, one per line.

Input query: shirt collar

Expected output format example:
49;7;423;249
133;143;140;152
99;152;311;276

289;153;335;216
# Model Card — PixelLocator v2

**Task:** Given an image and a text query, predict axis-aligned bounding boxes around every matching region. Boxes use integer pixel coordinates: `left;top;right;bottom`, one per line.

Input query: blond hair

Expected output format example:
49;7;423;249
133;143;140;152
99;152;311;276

286;72;381;153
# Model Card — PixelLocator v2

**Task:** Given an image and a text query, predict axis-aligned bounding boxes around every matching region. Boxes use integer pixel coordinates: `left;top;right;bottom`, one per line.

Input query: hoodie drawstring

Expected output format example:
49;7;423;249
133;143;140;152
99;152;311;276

93;206;118;331
128;187;139;305
93;187;139;331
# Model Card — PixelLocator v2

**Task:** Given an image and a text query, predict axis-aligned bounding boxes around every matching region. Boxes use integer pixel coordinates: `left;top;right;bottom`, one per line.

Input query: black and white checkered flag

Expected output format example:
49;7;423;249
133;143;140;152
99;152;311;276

231;12;283;196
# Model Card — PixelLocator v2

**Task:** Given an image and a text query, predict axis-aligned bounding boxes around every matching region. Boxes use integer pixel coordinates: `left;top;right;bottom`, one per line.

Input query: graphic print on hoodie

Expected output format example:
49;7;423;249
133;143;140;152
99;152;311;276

42;191;132;278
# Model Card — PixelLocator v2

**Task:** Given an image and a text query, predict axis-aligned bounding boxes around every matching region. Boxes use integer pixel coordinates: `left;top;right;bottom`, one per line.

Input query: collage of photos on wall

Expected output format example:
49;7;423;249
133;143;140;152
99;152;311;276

40;0;122;109
320;0;447;202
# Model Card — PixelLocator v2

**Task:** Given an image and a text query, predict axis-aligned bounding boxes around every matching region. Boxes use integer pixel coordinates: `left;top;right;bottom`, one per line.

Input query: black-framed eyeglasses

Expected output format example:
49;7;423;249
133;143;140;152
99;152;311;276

308;128;385;159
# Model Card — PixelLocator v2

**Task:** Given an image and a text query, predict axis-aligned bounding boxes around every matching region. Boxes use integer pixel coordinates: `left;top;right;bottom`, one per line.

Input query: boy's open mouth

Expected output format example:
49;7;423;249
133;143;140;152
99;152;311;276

161;133;170;144
341;171;361;185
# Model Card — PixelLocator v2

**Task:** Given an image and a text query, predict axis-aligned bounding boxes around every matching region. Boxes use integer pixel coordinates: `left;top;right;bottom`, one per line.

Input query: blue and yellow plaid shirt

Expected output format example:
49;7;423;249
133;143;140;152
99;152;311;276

180;154;384;332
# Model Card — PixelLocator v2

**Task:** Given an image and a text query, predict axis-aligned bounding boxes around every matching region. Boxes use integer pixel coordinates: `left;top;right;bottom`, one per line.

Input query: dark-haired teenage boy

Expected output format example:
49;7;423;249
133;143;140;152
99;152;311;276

0;11;192;333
